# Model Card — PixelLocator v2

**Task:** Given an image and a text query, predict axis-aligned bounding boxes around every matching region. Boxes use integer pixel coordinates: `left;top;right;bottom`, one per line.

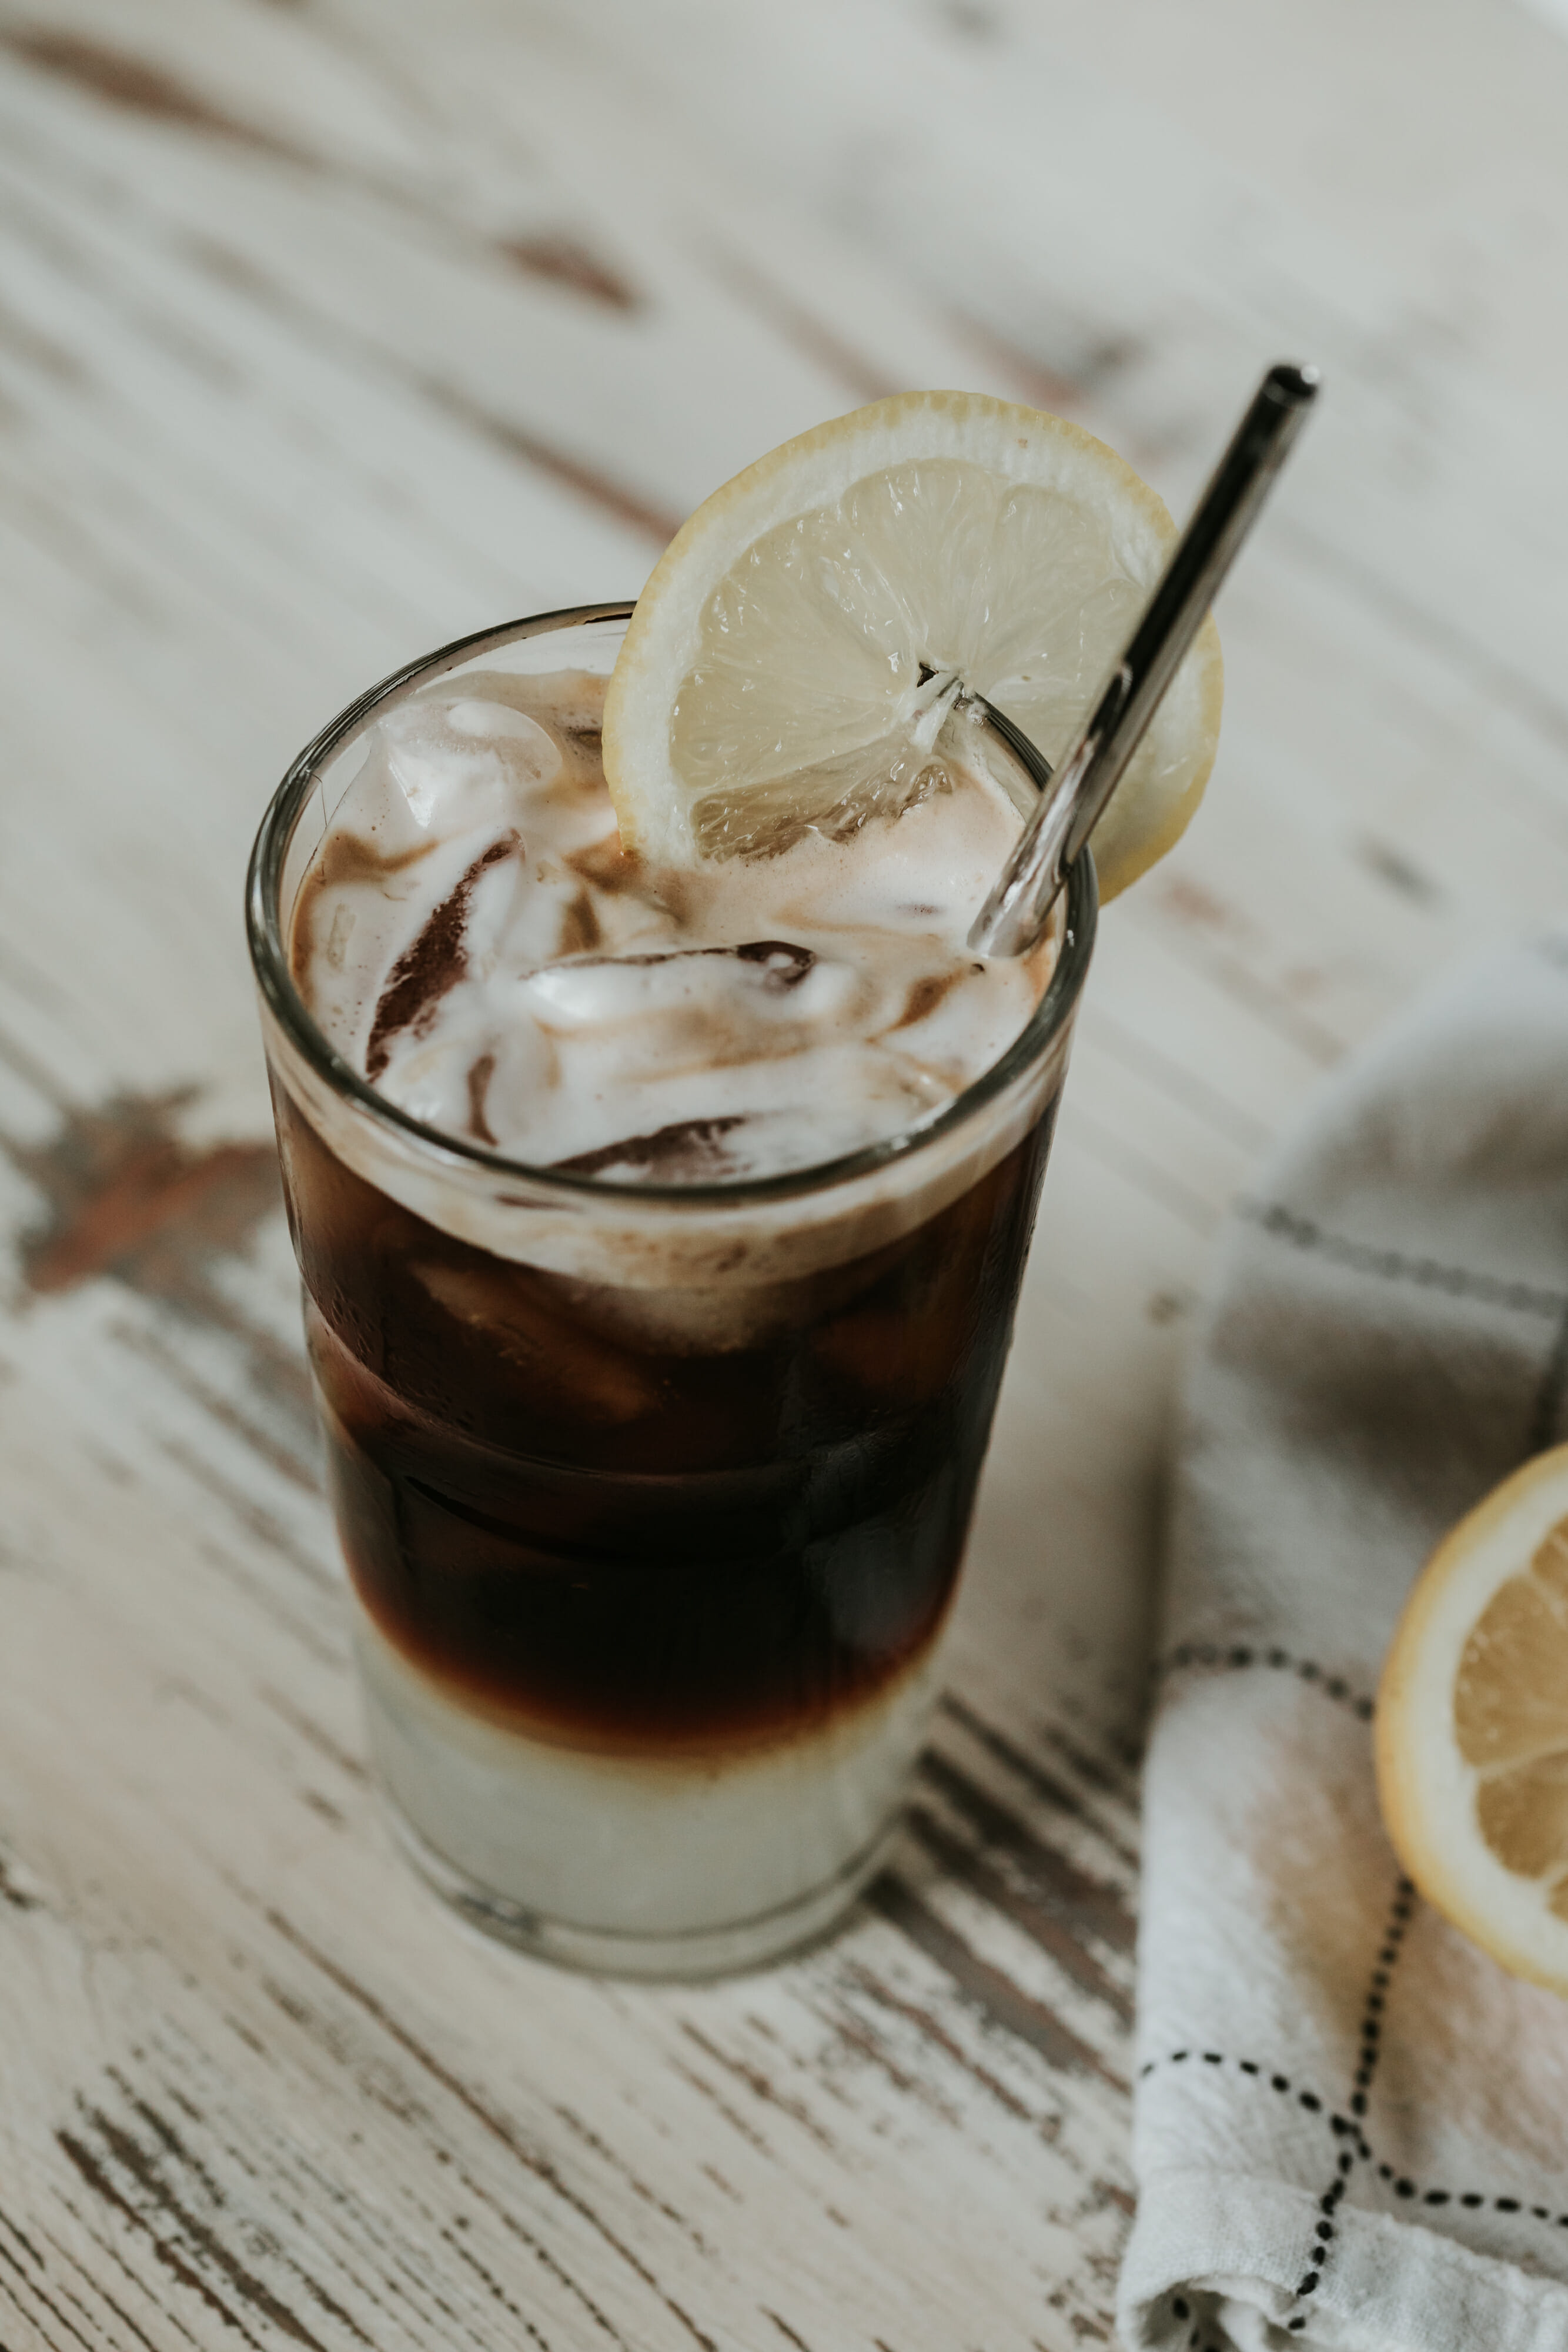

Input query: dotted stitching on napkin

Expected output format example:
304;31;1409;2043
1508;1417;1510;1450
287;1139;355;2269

1240;1200;1568;1322
1246;1192;1568;1461
1143;1882;1566;2330
1155;1643;1375;1722
1144;1880;1567;2333
1283;1877;1413;2326
1139;2047;1336;2109
1244;1187;1568;1475
1141;2047;1568;2232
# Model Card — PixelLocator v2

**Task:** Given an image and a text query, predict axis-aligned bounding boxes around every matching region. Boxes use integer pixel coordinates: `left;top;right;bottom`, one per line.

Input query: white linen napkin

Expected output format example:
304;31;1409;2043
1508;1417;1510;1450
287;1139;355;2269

1118;933;1568;2352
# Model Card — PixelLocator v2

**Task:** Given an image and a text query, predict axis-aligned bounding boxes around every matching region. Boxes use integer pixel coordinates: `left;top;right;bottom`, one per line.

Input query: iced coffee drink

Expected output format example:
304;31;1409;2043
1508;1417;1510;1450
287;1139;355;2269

250;606;1091;1975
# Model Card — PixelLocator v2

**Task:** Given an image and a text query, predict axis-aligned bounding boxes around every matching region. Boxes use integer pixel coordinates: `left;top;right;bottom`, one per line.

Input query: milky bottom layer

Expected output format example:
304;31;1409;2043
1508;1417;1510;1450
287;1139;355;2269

354;1607;941;1967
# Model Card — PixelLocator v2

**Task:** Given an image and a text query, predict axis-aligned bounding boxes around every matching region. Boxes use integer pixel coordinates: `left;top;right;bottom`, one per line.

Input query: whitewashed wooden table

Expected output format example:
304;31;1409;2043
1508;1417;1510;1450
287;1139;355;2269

4;4;1568;2344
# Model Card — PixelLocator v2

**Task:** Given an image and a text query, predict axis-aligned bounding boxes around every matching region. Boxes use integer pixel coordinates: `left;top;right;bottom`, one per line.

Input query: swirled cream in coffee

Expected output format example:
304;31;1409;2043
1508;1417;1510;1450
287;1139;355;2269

290;669;1051;1180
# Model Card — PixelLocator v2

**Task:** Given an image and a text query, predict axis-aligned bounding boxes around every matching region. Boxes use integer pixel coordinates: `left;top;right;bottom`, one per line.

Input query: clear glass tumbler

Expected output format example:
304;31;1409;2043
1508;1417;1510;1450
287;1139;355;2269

246;604;1095;1978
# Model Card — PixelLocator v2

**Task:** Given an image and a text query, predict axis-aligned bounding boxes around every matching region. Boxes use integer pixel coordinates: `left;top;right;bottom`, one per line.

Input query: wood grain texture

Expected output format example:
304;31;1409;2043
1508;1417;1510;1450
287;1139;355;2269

1;1;1566;2342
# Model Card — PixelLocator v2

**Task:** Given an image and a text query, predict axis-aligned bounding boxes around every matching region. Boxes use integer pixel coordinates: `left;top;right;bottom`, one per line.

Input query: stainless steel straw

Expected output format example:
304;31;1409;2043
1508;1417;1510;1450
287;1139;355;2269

969;360;1320;957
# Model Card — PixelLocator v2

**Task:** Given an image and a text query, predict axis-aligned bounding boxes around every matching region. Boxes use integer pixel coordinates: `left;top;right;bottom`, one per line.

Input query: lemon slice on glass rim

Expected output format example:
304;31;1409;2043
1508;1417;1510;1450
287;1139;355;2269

602;390;1224;896
1378;1443;1568;1995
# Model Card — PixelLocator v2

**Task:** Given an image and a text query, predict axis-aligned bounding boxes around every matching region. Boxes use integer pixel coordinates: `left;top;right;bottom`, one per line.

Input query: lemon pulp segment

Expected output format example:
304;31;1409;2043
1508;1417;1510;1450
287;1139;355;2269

1456;1515;1568;1911
1378;1445;1568;1993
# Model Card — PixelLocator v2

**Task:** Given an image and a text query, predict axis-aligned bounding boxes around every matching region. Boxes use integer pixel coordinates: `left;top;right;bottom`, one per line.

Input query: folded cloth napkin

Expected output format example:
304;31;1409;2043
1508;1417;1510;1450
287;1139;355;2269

1118;933;1568;2352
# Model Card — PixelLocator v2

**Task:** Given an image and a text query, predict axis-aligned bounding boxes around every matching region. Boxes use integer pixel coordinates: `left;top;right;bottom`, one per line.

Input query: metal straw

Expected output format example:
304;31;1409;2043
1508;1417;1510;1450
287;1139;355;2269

968;360;1320;958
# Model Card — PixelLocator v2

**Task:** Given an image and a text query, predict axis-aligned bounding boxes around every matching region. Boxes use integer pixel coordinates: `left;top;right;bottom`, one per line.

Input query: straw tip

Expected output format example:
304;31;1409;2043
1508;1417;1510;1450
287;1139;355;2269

1267;360;1322;405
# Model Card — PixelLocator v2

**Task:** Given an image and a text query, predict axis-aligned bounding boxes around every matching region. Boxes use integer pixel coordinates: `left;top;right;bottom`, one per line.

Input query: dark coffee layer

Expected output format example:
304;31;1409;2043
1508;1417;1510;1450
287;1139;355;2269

279;1088;1058;1754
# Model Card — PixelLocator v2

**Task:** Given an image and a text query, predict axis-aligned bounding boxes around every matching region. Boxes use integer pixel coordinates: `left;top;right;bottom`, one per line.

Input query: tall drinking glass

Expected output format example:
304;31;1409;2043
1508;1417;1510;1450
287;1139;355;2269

246;605;1095;1977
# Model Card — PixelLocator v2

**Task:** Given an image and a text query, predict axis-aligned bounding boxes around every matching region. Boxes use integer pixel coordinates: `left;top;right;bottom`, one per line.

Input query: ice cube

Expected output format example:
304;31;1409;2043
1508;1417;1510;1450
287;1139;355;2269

382;697;562;831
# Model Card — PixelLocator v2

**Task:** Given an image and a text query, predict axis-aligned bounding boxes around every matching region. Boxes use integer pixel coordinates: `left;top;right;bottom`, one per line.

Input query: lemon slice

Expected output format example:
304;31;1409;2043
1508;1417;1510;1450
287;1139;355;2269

603;390;1222;895
1377;1444;1568;1994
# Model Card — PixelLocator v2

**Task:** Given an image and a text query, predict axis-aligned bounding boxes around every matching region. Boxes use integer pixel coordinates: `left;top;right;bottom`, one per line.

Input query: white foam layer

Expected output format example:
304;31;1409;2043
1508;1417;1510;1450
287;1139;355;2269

292;672;1052;1185
354;1608;941;1937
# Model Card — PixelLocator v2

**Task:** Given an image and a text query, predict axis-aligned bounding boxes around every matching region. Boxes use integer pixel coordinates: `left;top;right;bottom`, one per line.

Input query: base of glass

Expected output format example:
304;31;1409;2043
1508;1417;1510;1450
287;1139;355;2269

384;1793;896;1980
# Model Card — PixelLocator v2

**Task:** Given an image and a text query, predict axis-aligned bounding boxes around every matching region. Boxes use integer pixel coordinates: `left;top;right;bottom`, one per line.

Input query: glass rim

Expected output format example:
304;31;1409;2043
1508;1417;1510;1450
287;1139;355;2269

245;602;1098;1211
